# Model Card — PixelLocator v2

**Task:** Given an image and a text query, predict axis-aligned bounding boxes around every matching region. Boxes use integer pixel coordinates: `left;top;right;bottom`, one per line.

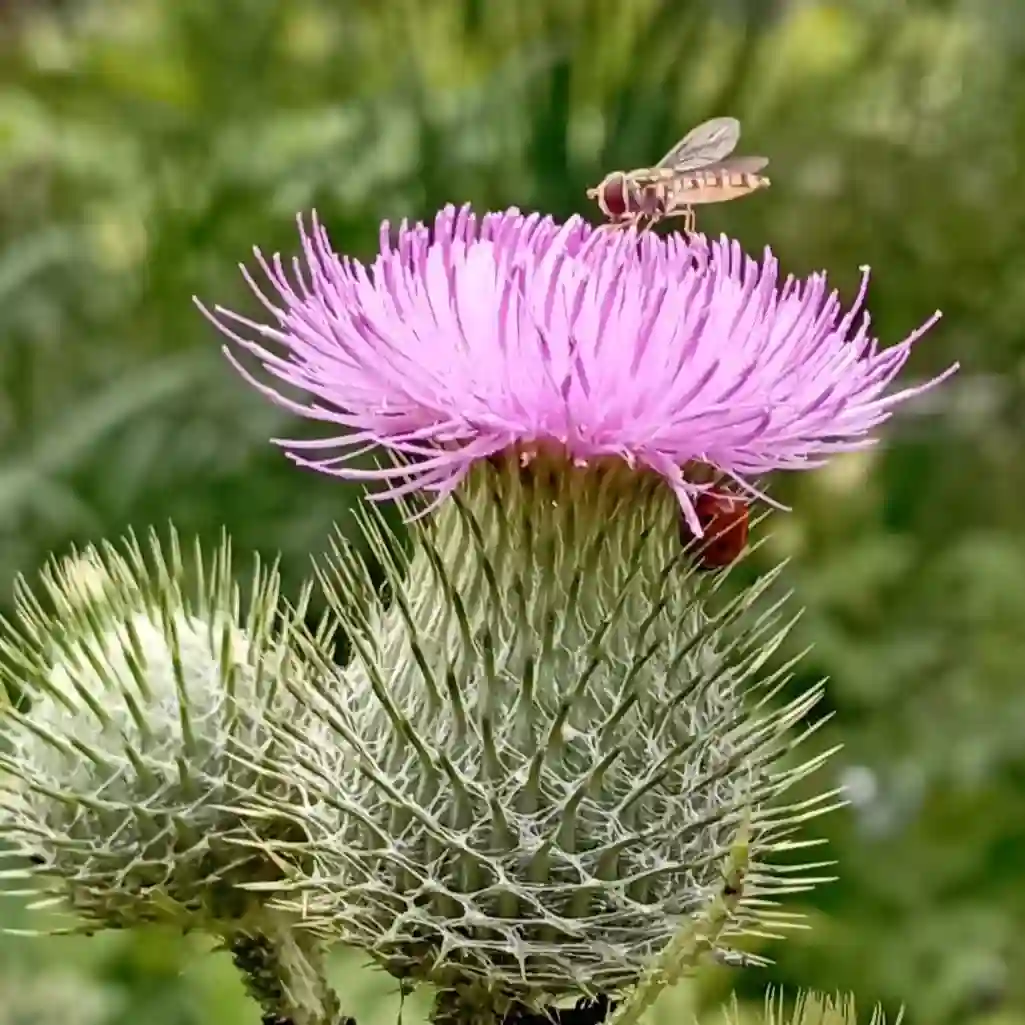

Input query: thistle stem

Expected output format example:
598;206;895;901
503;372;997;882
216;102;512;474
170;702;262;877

502;997;617;1024
431;989;617;1024
228;923;354;1025
606;814;752;1025
430;986;507;1025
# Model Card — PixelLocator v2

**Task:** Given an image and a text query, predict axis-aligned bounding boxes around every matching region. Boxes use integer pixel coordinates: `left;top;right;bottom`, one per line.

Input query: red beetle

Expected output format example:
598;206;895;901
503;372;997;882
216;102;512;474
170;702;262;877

683;491;750;569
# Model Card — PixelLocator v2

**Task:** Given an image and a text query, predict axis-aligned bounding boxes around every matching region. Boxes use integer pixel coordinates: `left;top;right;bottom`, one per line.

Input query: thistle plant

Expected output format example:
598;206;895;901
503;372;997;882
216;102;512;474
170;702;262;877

0;205;955;1025
199;208;952;1023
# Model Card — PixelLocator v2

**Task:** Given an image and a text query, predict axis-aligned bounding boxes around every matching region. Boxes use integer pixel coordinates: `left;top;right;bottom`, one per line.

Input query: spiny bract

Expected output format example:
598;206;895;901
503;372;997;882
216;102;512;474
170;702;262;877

241;458;838;1013
721;989;902;1025
0;529;333;934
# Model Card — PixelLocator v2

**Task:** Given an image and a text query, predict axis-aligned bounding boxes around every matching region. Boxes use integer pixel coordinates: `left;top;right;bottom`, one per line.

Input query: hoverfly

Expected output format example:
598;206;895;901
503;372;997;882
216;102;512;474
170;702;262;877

587;116;770;234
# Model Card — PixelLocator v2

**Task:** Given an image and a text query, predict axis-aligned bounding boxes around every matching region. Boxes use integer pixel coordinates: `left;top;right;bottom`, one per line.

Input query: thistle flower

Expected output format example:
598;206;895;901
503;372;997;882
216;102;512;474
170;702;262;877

197;204;955;533
196;208;954;1024
0;532;347;1025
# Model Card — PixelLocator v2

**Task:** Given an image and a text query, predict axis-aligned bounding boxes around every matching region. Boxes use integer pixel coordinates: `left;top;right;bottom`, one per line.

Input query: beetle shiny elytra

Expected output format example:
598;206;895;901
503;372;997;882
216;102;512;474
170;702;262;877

683;491;750;569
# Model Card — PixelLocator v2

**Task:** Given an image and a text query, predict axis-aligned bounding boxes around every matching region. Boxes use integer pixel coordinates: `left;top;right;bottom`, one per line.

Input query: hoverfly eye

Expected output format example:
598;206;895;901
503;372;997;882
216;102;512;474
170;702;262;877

599;176;628;218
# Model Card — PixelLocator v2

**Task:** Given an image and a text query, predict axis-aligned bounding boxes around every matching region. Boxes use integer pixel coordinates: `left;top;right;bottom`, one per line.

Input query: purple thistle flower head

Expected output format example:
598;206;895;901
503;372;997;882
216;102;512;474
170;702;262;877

197;204;956;534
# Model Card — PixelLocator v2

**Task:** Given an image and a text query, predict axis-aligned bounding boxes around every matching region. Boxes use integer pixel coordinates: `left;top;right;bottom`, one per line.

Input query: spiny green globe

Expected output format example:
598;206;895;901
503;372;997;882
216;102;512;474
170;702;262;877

246;458;834;1016
0;530;332;935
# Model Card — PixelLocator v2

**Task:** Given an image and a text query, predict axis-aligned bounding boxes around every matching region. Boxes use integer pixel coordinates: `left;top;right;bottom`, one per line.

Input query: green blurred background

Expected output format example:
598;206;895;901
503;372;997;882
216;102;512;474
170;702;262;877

0;0;1020;1022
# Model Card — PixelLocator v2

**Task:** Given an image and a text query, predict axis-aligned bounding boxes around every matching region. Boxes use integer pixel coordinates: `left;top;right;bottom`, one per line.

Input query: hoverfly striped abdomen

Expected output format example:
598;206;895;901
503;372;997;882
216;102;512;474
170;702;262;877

674;167;770;207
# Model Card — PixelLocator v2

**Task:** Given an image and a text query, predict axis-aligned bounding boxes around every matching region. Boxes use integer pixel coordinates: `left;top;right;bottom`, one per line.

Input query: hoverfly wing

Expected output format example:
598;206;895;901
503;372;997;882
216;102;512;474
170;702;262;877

656;116;741;171
710;155;769;175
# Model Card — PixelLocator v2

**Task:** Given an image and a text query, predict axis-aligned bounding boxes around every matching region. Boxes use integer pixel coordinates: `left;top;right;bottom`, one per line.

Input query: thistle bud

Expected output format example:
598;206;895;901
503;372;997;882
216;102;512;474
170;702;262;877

242;459;836;1022
0;529;326;936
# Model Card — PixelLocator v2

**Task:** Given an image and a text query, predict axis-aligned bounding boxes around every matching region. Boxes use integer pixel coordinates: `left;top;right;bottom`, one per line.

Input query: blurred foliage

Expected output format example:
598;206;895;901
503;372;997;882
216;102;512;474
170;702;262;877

0;0;1024;1023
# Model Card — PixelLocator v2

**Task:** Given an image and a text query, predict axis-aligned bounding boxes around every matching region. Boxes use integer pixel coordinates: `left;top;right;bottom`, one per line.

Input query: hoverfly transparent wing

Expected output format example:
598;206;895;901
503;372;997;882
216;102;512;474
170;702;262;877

656;116;741;172
709;155;769;175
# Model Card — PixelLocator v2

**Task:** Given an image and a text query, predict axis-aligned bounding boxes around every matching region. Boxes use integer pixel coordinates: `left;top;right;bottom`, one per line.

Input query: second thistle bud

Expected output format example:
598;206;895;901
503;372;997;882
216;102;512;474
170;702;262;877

0;530;332;936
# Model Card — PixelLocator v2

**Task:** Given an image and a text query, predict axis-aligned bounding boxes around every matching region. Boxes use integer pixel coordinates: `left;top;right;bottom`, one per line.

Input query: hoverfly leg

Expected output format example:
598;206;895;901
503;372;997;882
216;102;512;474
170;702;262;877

631;209;660;235
638;215;657;235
